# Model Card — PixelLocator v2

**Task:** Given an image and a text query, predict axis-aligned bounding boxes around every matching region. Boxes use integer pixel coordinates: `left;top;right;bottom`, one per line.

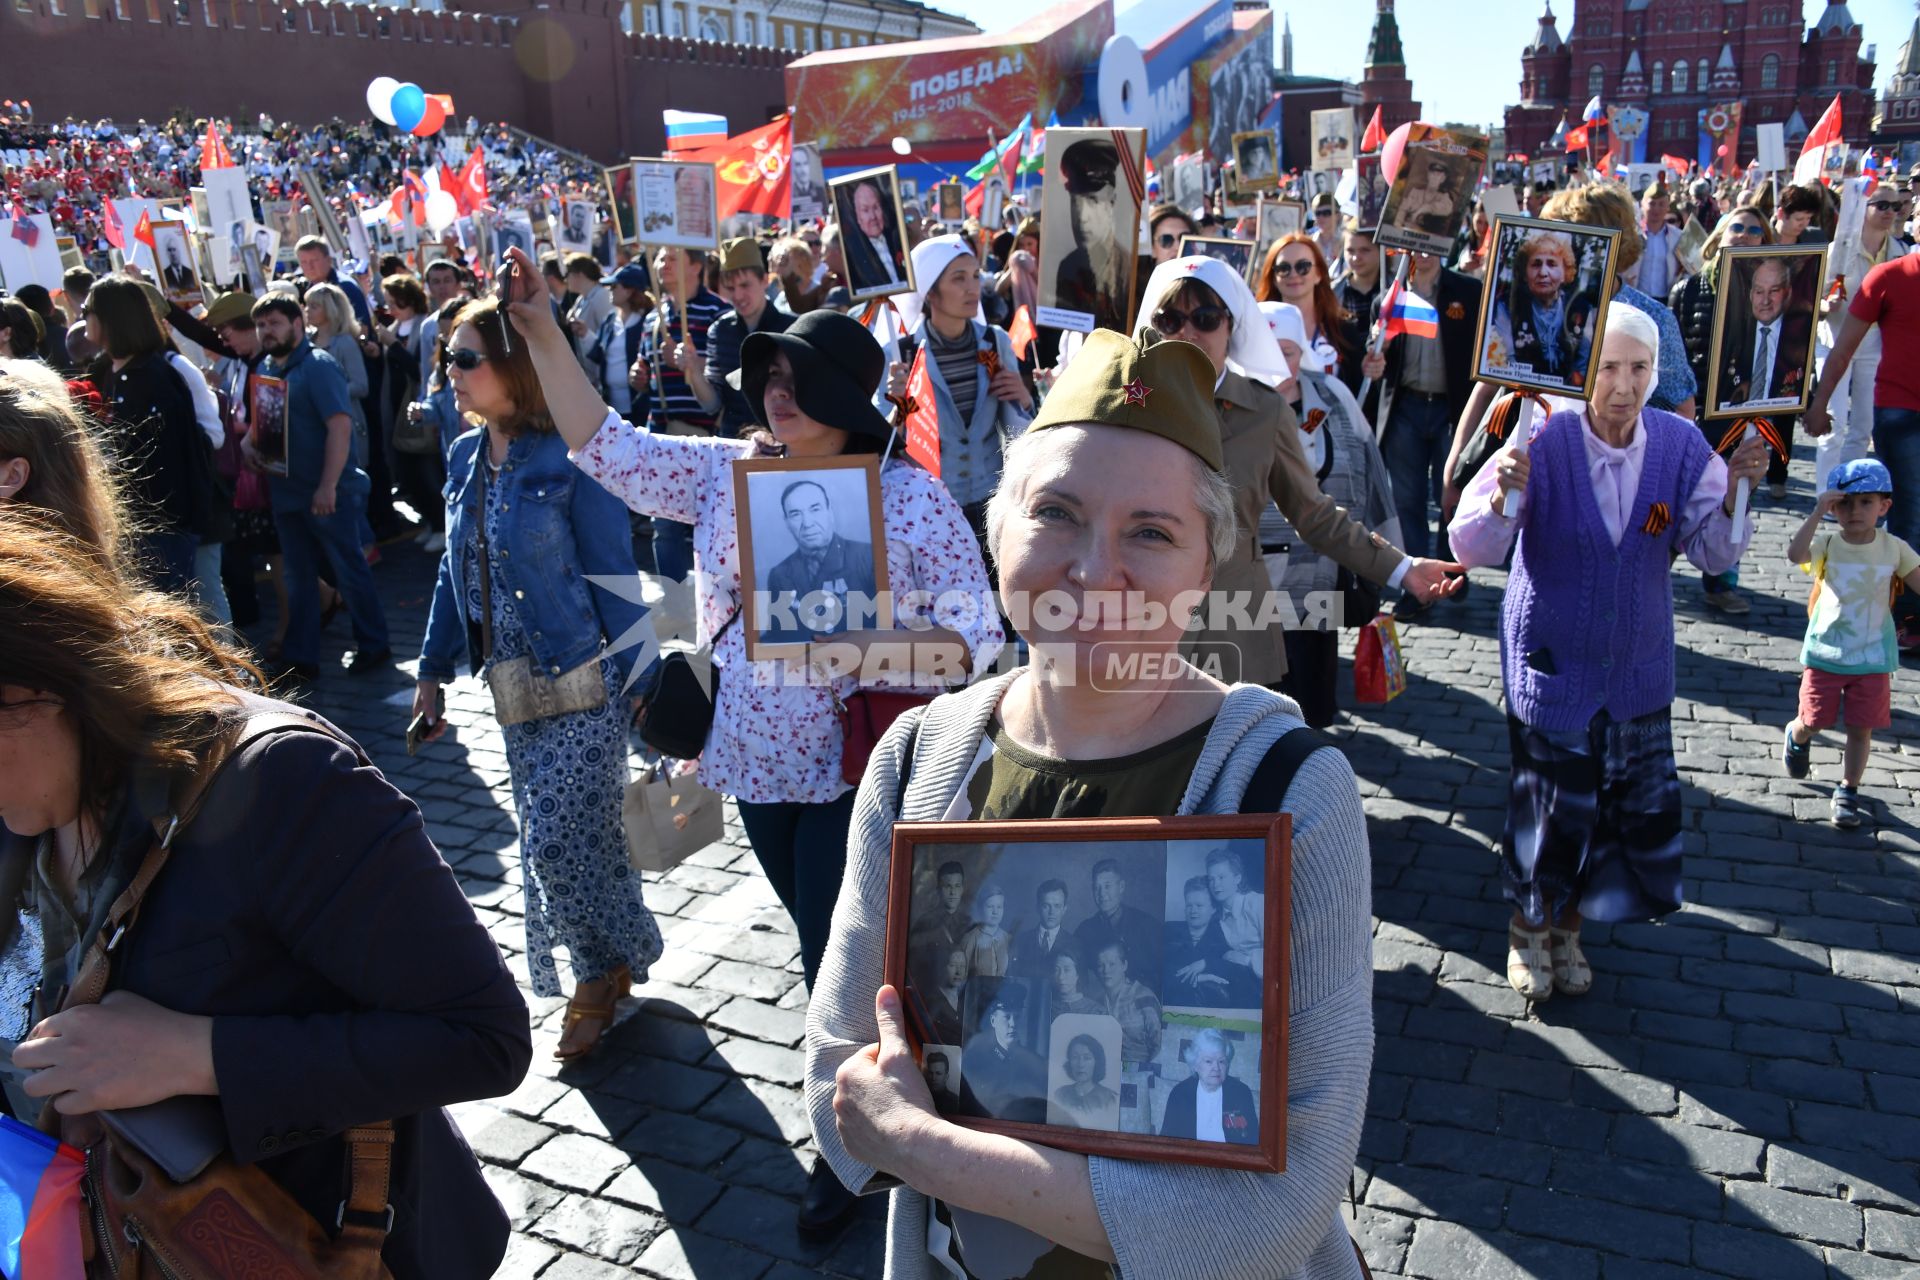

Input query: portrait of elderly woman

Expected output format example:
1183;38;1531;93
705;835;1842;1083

1048;1027;1122;1130
1164;875;1261;1010
807;328;1375;1275
1158;1029;1259;1145
1448;304;1767;1003
1481;221;1615;395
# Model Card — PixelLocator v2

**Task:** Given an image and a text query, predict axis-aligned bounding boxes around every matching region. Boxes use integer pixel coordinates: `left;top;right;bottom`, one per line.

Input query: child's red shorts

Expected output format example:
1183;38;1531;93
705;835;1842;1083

1799;668;1892;732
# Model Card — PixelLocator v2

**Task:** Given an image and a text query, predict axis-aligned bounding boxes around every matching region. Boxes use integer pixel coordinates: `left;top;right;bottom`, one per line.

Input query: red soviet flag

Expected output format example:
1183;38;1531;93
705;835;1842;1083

1007;305;1037;361
132;208;155;250
102;199;125;250
1360;105;1386;154
677;115;792;220
898;348;940;479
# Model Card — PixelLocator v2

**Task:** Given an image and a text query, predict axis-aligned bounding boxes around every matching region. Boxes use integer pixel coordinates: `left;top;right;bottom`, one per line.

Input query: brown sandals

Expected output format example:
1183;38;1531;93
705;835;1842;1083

554;965;633;1061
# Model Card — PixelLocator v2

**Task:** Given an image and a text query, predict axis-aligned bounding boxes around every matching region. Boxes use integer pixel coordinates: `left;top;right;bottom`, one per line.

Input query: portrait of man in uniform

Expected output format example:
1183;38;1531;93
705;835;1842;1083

1037;127;1147;334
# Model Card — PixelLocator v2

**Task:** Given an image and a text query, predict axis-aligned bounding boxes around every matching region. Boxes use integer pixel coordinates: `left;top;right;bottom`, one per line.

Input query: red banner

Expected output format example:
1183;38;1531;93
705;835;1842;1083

901;348;940;478
677;115;793;221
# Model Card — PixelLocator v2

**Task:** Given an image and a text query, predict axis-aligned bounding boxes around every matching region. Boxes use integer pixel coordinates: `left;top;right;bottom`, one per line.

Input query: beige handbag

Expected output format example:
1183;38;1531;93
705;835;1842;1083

474;455;609;727
623;763;724;873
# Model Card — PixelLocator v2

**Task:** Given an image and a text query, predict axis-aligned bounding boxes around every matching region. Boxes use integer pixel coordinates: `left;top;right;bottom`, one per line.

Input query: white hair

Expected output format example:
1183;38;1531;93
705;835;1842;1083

1184;1026;1235;1066
985;426;1239;570
1599;302;1662;410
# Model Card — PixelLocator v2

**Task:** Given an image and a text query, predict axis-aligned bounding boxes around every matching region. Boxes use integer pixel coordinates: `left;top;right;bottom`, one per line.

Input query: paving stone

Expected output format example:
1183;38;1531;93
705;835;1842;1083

1609;1117;1763;1178
461;1112;557;1165
1689;1222;1825;1280
531;1192;661;1264
480;1164;567;1232
1362;1164;1508;1229
1722;1182;1862;1249
706;1036;807;1087
1503;1187;1690;1263
698;1075;818;1145
1403;1219;1601;1280
492;1233;560;1278
1763;1143;1920;1212
602;1159;728;1222
518;1133;632;1195
1405;1079;1501;1131
695;1185;833;1264
540;1252;645;1280
1546;1151;1721;1219
1865;1207;1920;1260
1349;1206;1415;1276
1752;1057;1867;1106
620;1110;746;1169
1403;1125;1551;1184
707;997;809;1047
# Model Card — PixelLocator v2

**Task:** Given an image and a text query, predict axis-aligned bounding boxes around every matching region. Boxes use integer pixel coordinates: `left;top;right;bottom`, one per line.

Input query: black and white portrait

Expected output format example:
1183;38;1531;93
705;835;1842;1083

1311;107;1355;170
558;199;596;254
922;1044;964;1113
980;172;1008;232
789;142;826;223
1170;156;1207;217
733;456;888;660
830;166;912;300
1046;1014;1123;1131
1354;154;1390;231
150;221;202;308
1706;246;1824;417
1475;215;1620;398
1179;235;1255;281
492;211;535;264
1161;838;1265;1014
1037;127;1147;334
1232;131;1279;192
1376;123;1487;257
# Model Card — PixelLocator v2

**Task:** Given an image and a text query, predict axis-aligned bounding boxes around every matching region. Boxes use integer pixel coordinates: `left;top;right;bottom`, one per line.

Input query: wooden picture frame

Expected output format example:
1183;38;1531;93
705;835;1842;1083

605;164;637;244
1703;244;1827;421
149;219;204;310
1471;215;1621;401
1376;123;1487;257
830;165;916;302
1035;127;1148;334
1179;234;1256;283
1231;130;1280;192
633;157;720;252
885;813;1291;1173
247;371;290;476
731;455;891;663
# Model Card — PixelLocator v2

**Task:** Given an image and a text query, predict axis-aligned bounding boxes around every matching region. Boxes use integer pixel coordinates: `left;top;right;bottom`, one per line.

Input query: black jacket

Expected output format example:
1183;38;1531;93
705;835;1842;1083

1371;267;1483;432
2;698;533;1279
1668;271;1717;416
92;351;216;537
1158;1074;1259;1144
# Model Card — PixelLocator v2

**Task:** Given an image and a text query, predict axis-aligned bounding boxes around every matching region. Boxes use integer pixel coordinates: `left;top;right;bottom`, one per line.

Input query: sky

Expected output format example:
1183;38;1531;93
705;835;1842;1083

929;0;1920;132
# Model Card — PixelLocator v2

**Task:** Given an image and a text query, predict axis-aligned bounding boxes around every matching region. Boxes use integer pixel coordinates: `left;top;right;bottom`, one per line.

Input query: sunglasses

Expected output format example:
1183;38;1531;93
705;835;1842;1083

1151;305;1229;336
1156;233;1182;248
1868;201;1905;213
1271;260;1316;278
448;348;490;371
1725;222;1766;236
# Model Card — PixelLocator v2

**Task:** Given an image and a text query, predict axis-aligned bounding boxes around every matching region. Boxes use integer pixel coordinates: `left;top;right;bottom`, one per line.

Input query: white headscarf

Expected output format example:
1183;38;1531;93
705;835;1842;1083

896;233;980;335
1257;301;1327;374
1599;302;1662;412
1134;255;1290;388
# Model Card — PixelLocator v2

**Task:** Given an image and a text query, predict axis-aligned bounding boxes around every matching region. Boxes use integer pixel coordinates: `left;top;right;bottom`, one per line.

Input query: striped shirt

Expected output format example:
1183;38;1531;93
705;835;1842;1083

925;324;980;422
636;288;726;432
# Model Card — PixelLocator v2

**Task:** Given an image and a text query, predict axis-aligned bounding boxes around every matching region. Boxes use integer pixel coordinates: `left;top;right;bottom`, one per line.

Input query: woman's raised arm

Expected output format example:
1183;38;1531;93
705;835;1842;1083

499;246;615;452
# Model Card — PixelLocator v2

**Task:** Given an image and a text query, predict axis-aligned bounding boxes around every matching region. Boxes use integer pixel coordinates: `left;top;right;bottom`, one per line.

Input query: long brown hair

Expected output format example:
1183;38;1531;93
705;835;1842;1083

1256;234;1353;361
0;358;126;560
445;297;553;437
0;505;259;834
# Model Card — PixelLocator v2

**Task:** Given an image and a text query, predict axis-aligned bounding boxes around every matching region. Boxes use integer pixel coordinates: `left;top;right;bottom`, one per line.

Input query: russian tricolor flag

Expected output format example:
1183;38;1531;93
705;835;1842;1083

664;111;728;152
1381;279;1439;341
0;1116;84;1278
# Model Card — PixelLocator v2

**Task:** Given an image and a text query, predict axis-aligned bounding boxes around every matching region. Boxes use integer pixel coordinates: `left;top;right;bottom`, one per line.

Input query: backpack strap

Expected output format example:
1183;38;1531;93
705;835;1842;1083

1239;724;1336;815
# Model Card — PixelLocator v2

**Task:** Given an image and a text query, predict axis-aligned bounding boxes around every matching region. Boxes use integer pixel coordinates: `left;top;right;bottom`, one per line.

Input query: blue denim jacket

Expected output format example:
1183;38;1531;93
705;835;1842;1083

419;427;647;687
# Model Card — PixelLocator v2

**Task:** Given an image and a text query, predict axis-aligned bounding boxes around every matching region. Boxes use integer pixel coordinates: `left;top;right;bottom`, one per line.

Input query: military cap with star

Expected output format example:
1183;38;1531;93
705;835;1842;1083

1027;329;1223;472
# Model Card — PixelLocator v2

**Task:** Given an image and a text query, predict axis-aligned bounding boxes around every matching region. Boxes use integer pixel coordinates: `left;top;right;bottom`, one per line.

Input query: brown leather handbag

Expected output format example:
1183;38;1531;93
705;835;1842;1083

49;708;396;1280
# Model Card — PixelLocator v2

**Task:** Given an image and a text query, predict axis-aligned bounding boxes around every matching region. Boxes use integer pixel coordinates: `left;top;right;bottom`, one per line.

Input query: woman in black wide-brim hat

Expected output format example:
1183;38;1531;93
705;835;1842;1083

494;246;1003;1237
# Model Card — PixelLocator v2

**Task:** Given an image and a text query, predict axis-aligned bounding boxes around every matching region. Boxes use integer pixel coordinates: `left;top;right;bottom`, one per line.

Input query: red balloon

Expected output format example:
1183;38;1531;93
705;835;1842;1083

410;95;446;137
1380;122;1416;186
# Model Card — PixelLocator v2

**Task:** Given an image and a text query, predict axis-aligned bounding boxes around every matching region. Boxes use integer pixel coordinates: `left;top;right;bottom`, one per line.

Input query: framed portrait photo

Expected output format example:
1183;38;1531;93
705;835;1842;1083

886;814;1290;1172
1472;215;1620;399
788;142;827;224
934;182;967;226
1254;199;1306;266
1704;244;1827;420
1169;156;1207;216
1354;154;1389;232
1036;127;1148;334
1179;234;1255;282
1231;130;1280;192
1310;108;1355;171
633;158;719;251
558;199;597;254
246;371;289;476
149;220;204;309
732;455;891;662
604;164;637;244
1376;123;1487;257
831;165;915;302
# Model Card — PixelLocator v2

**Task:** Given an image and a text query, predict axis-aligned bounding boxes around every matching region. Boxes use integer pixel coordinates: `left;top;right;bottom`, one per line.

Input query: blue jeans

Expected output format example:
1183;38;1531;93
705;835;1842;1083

735;791;856;991
273;493;390;668
192;541;232;628
1874;407;1920;622
1382;392;1454;563
651;518;694;584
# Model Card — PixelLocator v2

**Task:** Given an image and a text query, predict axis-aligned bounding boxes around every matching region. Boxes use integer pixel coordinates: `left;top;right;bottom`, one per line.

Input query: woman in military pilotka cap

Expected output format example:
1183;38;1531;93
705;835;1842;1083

806;328;1377;1280
1135;253;1461;694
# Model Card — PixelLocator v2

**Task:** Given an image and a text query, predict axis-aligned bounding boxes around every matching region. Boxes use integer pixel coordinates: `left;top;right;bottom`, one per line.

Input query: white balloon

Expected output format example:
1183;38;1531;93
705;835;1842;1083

890;136;912;156
424;189;459;233
366;77;400;126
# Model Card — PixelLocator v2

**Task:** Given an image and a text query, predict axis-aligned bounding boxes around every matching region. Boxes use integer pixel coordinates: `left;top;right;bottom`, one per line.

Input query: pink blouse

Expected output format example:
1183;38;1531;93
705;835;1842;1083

572;410;1005;804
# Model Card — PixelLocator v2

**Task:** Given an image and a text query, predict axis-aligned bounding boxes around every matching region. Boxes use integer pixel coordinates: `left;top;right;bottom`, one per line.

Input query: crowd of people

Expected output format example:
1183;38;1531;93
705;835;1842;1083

4;109;1920;1278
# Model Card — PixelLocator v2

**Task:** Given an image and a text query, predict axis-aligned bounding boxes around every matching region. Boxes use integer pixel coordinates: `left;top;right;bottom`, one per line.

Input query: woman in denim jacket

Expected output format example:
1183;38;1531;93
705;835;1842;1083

412;297;663;1062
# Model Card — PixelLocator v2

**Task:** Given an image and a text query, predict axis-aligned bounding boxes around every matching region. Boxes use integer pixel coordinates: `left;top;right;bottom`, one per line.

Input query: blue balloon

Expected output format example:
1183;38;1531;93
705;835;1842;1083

390;83;426;133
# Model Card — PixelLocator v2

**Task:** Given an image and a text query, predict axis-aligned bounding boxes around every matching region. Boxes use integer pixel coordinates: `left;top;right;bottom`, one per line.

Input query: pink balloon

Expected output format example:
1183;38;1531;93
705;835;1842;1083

1716;144;1729;157
1380;122;1416;186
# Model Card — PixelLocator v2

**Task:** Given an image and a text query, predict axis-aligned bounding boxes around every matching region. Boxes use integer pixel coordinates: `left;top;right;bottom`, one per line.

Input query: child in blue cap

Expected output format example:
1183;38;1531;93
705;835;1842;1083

1784;458;1920;826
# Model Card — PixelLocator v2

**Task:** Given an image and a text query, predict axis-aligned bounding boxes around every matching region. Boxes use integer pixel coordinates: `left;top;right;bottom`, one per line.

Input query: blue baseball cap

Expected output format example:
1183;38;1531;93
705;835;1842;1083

1826;458;1894;495
601;264;649;291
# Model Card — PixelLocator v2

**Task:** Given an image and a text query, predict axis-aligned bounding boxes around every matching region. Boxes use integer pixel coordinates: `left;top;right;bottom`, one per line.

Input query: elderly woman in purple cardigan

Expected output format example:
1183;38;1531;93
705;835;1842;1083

1448;305;1770;1002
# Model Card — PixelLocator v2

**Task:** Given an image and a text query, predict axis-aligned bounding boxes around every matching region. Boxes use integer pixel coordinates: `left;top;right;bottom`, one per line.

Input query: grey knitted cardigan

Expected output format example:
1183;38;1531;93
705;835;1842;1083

803;671;1373;1280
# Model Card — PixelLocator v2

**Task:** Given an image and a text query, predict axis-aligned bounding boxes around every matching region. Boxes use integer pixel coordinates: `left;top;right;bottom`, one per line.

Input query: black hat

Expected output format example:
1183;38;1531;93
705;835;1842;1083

738;310;894;440
1061;139;1119;195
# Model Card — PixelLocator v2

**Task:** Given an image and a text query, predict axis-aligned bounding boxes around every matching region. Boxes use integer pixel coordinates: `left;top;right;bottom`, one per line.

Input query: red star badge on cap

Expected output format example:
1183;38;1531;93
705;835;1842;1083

1122;378;1152;406
1183;261;1203;272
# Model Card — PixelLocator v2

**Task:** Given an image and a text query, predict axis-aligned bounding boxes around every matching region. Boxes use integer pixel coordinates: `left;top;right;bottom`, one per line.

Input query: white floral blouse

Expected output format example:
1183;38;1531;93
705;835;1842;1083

571;410;1005;805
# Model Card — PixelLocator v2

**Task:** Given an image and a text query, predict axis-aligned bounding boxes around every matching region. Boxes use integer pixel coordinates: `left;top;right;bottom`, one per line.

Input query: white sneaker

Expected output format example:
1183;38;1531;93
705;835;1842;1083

422;531;447;553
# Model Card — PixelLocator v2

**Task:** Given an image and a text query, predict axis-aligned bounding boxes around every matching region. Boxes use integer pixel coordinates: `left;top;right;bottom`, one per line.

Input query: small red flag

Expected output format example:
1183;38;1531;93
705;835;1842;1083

1007;305;1037;361
1564;125;1589;152
132;208;155;251
1360;105;1386;154
899;349;940;478
458;148;491;213
103;200;125;251
201;121;234;171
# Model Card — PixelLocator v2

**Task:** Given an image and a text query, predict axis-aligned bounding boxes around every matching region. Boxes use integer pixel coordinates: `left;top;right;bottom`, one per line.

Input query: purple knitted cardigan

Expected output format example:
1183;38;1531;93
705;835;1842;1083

1502;408;1712;732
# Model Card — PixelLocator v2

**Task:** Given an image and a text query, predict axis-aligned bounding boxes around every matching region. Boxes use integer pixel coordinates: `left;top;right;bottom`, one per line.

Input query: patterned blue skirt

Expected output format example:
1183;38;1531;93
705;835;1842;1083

1500;709;1685;927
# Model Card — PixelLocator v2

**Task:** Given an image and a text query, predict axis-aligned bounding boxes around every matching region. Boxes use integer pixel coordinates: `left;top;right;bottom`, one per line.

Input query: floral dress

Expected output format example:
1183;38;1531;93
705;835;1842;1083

466;456;663;998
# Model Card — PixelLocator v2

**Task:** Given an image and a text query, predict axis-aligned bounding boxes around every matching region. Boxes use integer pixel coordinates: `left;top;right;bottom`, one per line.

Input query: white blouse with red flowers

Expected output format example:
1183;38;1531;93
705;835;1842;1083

571;409;1005;805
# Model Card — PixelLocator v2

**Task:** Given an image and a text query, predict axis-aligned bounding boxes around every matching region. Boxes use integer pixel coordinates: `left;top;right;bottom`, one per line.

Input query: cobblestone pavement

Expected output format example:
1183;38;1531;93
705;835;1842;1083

268;457;1919;1280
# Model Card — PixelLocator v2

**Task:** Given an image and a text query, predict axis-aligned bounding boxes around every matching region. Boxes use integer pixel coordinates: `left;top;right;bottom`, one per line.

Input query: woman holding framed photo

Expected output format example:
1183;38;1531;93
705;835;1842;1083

494;245;1002;1237
805;329;1375;1278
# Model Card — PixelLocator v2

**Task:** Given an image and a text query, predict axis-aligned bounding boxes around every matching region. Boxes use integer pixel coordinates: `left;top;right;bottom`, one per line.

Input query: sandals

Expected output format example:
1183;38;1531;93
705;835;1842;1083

1549;928;1592;996
1507;926;1554;1002
554;965;633;1062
